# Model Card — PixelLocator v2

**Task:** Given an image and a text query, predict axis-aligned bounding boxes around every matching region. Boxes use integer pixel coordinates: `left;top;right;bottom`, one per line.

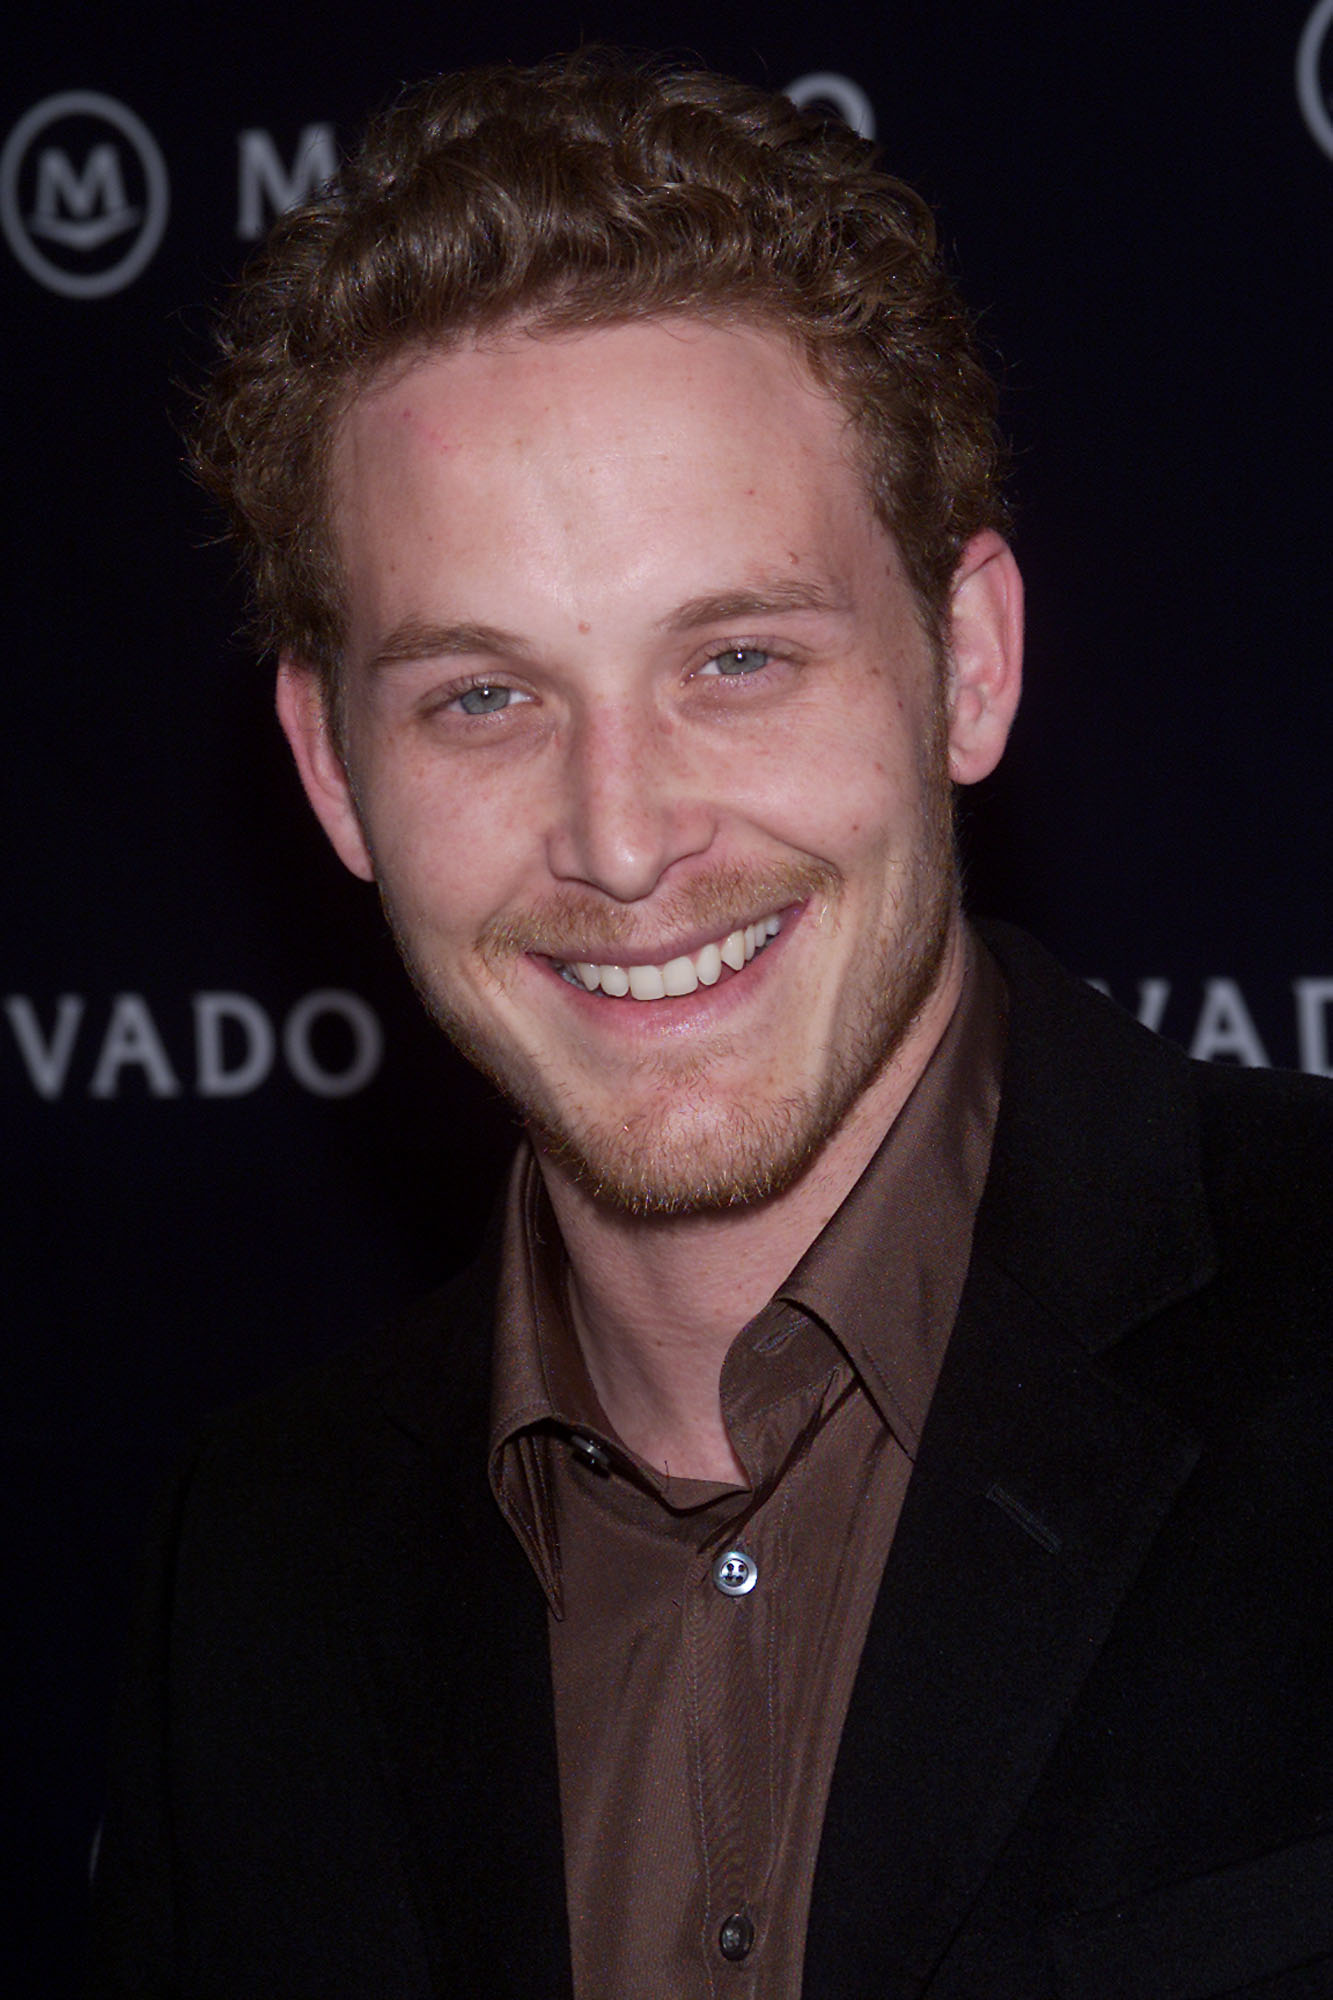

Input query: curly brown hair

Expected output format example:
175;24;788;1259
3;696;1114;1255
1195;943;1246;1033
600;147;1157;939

192;51;1008;687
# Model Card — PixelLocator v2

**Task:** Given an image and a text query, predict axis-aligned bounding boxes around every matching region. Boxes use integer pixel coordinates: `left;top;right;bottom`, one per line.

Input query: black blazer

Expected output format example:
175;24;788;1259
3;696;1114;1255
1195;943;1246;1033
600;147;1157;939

90;926;1333;1998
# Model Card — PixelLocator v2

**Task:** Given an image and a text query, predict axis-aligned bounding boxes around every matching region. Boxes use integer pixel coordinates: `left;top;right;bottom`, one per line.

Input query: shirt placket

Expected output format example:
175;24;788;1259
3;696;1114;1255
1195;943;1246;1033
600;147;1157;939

680;1312;829;1994
683;1494;782;1993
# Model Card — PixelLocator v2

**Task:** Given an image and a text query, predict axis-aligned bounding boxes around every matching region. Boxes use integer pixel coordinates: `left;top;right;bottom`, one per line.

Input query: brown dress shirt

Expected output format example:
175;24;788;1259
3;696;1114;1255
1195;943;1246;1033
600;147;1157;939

489;936;1006;1999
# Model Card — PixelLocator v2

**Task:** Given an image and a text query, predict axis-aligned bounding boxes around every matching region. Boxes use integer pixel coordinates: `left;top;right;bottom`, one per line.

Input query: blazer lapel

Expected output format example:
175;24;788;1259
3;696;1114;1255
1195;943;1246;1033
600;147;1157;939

346;1264;573;1999
805;926;1217;1998
805;1255;1201;1997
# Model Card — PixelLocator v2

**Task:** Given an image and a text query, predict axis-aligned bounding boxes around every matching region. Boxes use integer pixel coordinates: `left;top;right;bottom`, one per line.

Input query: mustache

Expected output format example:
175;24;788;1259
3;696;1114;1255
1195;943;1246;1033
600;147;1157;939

478;859;839;963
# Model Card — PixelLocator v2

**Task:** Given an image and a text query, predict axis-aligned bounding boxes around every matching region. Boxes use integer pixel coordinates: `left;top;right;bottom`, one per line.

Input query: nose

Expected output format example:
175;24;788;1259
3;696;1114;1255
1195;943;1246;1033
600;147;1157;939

545;701;716;903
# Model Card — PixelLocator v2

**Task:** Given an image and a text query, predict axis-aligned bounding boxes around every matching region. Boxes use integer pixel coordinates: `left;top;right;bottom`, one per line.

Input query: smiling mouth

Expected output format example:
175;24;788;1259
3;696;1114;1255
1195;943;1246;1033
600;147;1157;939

552;912;784;1000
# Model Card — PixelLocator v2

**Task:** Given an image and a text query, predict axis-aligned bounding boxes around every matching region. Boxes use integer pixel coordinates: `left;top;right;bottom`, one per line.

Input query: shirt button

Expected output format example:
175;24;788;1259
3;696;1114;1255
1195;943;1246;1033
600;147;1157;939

568;1434;611;1475
711;1548;758;1597
718;1912;755;1961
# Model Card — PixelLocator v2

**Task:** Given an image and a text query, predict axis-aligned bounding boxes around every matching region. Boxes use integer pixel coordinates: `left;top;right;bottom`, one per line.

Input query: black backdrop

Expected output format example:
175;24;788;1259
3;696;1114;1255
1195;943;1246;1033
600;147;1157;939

6;2;1333;1987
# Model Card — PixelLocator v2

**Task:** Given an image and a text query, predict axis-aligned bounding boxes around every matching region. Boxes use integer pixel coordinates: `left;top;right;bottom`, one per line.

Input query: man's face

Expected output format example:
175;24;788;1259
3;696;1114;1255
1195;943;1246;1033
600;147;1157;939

285;318;1014;1213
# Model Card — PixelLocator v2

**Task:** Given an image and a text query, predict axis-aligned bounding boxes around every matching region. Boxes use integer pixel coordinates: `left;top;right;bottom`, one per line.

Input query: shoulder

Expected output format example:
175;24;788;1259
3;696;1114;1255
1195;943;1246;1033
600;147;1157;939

1178;1060;1333;1380
1191;1054;1333;1202
169;1237;502;1564
976;920;1333;1360
982;916;1333;1169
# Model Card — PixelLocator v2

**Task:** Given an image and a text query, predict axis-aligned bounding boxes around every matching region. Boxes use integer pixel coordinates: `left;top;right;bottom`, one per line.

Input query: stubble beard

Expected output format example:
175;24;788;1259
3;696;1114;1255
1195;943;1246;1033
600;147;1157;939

378;712;958;1219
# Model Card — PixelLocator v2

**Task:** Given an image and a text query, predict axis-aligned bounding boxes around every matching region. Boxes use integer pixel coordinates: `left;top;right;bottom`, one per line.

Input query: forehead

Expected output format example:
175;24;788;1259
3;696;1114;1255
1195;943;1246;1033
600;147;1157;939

347;310;844;433
338;317;865;511
330;318;891;641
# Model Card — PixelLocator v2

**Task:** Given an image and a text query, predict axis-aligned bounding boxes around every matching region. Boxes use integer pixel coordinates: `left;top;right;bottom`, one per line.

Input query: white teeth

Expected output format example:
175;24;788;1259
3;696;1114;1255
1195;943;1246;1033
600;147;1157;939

628;963;667;1001
662;955;699;996
561;912;784;1001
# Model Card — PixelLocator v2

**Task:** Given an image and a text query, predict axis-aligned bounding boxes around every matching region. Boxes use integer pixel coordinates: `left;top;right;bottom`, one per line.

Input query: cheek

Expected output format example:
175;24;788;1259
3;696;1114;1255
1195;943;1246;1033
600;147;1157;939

763;728;926;869
361;766;539;941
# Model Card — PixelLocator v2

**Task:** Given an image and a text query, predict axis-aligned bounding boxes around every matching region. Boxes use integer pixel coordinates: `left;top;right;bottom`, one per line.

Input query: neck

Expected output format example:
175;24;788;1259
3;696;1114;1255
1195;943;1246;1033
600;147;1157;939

535;928;966;1480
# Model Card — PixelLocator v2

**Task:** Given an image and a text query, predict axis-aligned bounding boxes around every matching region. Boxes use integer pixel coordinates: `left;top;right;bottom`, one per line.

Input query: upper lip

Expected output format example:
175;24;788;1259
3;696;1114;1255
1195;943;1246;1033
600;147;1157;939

540;906;793;968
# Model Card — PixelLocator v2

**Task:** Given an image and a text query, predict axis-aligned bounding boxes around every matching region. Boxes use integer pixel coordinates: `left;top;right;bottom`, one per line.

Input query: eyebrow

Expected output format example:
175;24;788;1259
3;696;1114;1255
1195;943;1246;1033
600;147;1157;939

660;578;853;632
364;618;538;675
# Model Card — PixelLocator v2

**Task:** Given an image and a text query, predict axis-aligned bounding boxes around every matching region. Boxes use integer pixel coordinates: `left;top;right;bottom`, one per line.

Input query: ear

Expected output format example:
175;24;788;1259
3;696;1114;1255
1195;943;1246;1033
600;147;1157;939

275;655;376;882
944;531;1024;786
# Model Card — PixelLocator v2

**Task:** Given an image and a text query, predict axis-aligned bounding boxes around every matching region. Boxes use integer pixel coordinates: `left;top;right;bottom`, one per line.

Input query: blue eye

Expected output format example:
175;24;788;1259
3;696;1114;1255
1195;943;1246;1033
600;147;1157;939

706;648;770;677
456;683;518;714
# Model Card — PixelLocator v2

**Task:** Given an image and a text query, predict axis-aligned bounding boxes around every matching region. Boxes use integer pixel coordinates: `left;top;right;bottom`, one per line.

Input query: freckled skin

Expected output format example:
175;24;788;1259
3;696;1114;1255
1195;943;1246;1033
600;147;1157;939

280;318;1021;1216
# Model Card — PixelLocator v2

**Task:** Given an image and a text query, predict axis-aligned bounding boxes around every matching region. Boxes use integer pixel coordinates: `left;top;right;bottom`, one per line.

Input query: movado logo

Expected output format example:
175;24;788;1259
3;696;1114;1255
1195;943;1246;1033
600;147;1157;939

4;990;383;1099
0;91;169;298
1298;0;1333;159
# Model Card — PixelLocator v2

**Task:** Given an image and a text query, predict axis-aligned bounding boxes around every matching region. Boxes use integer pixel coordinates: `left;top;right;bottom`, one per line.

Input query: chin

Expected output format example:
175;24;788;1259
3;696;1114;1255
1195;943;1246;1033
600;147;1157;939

528;1084;839;1217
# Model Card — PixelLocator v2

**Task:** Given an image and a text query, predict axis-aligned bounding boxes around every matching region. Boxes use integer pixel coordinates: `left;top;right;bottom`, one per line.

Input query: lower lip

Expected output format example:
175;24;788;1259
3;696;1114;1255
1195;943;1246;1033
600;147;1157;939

534;907;801;1033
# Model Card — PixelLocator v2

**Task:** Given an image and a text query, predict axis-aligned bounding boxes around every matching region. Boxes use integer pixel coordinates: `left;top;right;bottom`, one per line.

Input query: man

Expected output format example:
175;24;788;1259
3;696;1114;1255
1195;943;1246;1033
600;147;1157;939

91;53;1333;2000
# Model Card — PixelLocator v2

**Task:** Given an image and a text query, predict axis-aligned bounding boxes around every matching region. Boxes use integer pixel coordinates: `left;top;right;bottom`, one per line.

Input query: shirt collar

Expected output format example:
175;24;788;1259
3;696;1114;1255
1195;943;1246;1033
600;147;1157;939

487;1150;610;1604
773;928;1007;1451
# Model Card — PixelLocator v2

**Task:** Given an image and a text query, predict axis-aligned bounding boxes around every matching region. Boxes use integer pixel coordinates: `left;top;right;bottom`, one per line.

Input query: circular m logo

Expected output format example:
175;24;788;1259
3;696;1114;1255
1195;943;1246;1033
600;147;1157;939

785;72;876;141
1298;0;1333;159
1;91;168;298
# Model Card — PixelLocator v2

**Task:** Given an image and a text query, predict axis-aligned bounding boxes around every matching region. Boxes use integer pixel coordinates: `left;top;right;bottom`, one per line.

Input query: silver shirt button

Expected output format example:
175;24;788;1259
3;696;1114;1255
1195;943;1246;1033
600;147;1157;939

718;1911;755;1960
568;1434;611;1476
711;1548;759;1597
